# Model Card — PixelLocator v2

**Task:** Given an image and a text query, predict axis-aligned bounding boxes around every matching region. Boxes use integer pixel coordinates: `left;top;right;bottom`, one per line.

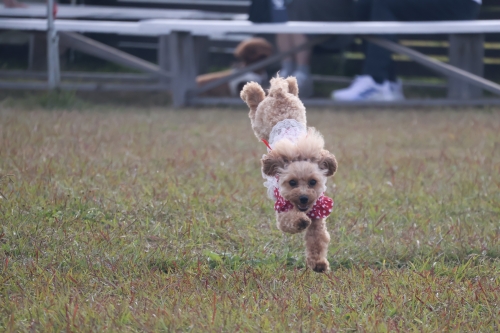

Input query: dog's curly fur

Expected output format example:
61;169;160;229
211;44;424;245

241;76;305;142
234;37;273;65
240;77;337;273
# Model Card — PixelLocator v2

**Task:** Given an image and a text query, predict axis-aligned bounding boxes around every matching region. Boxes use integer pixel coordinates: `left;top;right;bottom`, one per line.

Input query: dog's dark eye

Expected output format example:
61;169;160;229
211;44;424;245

289;180;298;187
309;179;317;186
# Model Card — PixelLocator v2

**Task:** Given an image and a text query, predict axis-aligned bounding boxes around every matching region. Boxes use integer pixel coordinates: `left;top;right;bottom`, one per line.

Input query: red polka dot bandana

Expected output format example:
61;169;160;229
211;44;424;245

273;188;334;219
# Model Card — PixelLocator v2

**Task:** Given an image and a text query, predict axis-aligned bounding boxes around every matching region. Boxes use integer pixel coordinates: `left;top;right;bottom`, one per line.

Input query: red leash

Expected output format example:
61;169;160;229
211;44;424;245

261;139;272;151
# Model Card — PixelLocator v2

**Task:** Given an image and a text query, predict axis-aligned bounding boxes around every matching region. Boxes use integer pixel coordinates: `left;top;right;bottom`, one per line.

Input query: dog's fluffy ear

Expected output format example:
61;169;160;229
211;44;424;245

318;150;337;177
285;76;299;96
261;151;287;176
240;82;266;117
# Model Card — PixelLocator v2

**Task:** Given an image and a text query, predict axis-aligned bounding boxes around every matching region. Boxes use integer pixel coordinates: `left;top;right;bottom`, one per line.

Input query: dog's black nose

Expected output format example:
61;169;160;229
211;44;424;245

299;196;309;204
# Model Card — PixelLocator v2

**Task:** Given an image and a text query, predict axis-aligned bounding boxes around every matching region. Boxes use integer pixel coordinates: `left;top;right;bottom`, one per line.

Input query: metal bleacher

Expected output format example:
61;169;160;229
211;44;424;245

76;0;500;92
1;0;500;107
336;0;500;89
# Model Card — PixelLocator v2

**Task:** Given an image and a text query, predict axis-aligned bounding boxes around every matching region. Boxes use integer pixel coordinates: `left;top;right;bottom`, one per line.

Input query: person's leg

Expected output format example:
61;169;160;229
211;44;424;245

382;0;480;22
4;0;27;8
364;0;481;82
276;34;292;56
292;34;310;67
276;34;295;77
290;34;313;97
277;33;313;88
333;0;399;101
354;0;372;21
361;0;399;83
283;0;314;95
276;34;310;67
334;0;481;101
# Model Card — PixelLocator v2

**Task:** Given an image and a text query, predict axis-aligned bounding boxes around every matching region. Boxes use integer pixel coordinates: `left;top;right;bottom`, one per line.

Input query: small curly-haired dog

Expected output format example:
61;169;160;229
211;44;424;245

240;76;337;273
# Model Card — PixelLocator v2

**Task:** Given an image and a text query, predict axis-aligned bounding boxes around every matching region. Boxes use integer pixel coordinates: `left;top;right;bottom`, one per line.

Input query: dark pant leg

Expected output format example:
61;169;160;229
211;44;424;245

361;0;481;82
360;0;398;82
355;0;373;22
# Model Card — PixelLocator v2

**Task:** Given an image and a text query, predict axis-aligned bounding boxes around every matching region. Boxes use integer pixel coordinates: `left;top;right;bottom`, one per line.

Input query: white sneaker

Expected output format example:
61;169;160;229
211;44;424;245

332;75;396;101
388;79;405;101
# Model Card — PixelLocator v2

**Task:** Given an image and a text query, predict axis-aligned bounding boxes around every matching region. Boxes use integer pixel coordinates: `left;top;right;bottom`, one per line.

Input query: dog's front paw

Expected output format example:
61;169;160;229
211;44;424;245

297;218;311;231
277;211;311;234
307;258;330;273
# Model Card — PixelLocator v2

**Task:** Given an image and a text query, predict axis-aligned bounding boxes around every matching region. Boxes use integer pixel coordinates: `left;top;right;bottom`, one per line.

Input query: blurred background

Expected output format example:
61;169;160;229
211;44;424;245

1;0;499;102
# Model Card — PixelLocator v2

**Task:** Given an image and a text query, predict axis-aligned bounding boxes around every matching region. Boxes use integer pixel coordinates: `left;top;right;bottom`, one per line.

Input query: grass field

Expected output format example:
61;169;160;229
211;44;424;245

1;103;500;332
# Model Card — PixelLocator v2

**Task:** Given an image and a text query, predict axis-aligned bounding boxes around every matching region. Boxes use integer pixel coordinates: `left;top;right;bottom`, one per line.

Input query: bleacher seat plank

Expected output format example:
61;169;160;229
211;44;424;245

139;19;500;35
0;4;246;20
2;18;500;36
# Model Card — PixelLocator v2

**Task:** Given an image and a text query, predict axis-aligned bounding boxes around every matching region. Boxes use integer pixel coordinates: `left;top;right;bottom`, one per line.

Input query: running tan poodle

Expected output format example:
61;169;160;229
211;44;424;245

240;76;337;272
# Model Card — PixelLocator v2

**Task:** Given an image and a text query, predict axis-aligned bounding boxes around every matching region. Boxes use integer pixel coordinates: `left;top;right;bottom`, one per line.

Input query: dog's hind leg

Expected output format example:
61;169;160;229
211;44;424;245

304;218;331;273
240;82;265;120
276;210;311;234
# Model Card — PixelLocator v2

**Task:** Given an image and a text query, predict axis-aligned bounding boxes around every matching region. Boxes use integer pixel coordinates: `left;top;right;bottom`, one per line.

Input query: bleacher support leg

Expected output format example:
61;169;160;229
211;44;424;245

47;0;60;90
28;34;35;70
194;36;209;76
448;34;484;99
158;35;170;87
168;32;197;107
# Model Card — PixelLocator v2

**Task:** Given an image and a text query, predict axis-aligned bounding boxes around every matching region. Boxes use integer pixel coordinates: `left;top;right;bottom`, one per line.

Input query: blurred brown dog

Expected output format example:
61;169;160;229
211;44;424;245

196;37;273;97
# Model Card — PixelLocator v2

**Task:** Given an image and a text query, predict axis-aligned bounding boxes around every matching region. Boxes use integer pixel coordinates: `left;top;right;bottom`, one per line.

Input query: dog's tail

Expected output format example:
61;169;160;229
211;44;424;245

240;82;266;118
